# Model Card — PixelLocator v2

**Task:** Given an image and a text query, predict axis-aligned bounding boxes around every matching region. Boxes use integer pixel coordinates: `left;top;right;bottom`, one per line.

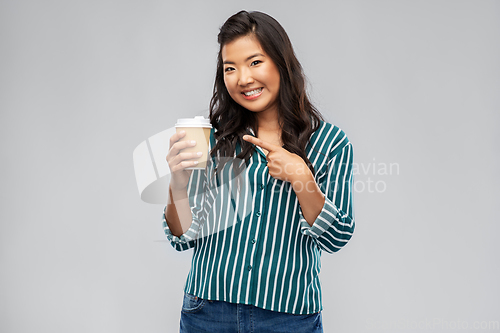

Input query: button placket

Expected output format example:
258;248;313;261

246;147;268;303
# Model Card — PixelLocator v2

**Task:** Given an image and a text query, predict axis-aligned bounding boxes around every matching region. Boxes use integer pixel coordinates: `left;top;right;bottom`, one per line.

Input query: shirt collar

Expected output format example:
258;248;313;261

246;127;267;159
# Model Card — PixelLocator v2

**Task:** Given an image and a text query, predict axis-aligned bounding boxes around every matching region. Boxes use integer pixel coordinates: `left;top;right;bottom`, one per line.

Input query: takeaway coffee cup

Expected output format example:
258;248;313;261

175;116;212;170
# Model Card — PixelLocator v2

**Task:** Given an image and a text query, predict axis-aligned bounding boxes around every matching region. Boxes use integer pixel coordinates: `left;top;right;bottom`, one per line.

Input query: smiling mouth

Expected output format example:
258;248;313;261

242;88;263;96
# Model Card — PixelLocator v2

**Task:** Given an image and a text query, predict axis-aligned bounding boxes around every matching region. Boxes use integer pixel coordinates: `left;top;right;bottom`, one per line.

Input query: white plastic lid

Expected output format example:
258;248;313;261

175;116;212;128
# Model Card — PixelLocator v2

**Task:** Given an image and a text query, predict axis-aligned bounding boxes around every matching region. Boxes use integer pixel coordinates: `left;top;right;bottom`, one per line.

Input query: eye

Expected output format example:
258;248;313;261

250;60;262;66
224;67;235;73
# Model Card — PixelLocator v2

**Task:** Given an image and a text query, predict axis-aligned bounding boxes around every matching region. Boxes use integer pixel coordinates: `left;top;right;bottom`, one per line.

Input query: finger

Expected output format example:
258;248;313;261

242;135;280;152
171;151;203;166
169;130;186;148
168;138;197;157
171;160;199;173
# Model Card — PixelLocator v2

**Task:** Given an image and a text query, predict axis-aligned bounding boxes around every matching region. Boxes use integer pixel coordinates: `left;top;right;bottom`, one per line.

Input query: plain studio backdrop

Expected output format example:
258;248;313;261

1;0;499;332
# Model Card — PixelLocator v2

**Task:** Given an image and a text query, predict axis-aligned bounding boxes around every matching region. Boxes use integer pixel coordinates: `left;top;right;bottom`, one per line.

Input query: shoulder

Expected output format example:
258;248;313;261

309;120;352;156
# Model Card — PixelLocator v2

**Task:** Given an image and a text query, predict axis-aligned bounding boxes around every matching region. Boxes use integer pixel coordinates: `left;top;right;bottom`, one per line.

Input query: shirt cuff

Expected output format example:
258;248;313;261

299;198;343;239
162;206;200;244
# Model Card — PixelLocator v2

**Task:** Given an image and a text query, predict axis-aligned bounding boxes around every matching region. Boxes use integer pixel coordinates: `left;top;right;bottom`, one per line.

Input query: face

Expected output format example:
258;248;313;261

222;35;280;116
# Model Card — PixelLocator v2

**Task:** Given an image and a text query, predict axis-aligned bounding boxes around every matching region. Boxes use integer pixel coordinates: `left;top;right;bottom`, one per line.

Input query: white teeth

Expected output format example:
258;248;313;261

243;88;263;96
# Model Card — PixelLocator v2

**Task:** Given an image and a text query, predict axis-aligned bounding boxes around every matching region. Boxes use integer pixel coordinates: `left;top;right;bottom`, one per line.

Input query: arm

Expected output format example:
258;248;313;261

299;142;355;253
163;130;209;251
241;133;355;253
162;168;208;251
291;172;325;226
164;186;193;237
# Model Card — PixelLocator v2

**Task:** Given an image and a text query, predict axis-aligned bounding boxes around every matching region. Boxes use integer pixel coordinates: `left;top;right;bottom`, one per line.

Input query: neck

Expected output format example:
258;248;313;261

255;108;281;132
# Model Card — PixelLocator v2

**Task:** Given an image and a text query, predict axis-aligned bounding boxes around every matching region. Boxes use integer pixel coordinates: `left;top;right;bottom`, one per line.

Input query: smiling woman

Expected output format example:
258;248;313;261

222;35;281;117
163;10;355;333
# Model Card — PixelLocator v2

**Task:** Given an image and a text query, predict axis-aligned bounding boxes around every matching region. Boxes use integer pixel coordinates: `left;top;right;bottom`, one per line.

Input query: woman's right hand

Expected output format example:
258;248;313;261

166;131;202;192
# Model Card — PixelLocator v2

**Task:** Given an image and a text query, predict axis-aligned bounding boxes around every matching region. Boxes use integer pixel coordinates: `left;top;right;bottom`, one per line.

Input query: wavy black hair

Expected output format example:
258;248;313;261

209;10;324;178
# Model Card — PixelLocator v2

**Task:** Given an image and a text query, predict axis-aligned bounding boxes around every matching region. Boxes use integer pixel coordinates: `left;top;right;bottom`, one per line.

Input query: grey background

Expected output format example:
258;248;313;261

1;0;499;332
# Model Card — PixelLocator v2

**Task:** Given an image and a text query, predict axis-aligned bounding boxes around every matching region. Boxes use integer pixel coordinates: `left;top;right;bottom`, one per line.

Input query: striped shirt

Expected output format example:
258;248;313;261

163;120;355;315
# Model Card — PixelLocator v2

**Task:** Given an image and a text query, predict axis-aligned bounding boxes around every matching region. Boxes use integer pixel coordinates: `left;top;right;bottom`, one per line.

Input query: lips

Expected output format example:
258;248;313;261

241;87;263;100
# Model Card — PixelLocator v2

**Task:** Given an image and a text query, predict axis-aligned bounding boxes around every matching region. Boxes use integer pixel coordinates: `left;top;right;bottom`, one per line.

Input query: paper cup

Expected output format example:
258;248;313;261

175;116;212;170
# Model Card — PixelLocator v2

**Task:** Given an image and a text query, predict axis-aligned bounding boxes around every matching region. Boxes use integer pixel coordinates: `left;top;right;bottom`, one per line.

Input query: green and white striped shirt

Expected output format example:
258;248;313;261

163;120;355;315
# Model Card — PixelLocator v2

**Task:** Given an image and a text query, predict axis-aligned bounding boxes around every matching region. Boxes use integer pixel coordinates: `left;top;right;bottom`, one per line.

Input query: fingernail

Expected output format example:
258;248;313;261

197;152;202;156
180;130;185;135
191;140;196;145
193;160;198;165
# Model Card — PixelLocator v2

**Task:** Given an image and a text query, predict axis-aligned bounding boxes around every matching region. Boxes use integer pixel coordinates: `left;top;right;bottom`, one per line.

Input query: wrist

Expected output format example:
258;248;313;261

290;170;314;191
169;185;188;203
288;159;312;185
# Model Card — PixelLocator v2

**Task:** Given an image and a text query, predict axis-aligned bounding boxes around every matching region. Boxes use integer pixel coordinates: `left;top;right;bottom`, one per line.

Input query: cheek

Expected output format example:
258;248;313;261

262;66;280;91
274;76;280;91
271;69;280;89
224;76;236;95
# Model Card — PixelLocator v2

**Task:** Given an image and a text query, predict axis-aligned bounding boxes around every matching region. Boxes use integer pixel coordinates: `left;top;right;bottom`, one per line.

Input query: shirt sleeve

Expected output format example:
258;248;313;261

299;138;355;254
163;167;209;251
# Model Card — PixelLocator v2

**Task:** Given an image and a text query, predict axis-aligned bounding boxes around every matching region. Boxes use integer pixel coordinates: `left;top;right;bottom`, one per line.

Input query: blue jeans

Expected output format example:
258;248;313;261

180;292;323;333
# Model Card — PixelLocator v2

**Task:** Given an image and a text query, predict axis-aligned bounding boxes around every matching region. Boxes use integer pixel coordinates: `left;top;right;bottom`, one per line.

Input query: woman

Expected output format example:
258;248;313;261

164;10;354;333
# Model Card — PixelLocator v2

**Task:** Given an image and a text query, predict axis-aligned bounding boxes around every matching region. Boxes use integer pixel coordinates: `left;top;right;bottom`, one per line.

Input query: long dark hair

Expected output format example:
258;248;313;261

209;10;323;178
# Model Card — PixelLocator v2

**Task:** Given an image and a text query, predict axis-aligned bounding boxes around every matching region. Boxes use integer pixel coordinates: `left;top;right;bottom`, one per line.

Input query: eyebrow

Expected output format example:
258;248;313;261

223;53;265;65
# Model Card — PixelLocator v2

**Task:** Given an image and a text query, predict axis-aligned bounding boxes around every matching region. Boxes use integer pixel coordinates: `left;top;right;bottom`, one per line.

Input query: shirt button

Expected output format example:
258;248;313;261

251;239;256;244
247;265;252;271
255;211;261;217
260;184;265;190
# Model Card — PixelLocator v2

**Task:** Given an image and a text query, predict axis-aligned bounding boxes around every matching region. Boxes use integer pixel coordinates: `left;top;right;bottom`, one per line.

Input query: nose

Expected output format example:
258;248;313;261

238;68;254;86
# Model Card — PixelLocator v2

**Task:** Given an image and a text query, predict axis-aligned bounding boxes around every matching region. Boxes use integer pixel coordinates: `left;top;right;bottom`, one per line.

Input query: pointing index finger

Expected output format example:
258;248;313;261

242;135;280;152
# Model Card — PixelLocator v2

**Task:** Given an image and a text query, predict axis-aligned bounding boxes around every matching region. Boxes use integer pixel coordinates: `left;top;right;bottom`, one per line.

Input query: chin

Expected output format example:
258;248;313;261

241;102;269;113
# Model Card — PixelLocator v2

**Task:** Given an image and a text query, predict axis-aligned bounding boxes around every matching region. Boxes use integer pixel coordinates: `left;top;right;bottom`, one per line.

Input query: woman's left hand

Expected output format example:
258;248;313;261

242;135;311;184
